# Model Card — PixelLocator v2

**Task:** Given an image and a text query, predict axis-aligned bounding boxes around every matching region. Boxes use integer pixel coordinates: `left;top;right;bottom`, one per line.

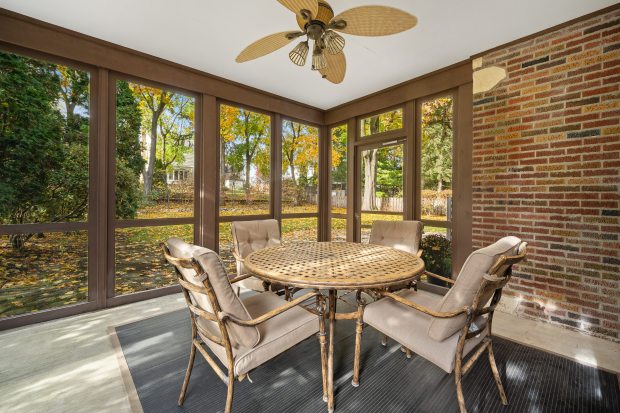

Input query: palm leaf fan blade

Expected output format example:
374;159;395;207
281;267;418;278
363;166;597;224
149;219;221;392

277;0;319;19
319;51;346;84
331;6;417;36
236;31;300;63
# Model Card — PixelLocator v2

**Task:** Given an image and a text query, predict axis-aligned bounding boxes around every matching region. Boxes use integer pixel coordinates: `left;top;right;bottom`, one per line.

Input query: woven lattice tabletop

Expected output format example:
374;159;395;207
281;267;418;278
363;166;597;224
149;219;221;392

244;241;424;289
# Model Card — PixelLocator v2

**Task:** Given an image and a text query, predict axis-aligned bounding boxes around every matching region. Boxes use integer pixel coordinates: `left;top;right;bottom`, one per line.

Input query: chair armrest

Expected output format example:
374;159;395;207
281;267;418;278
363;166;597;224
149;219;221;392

425;271;455;285
416;249;423;258
229;273;254;284
376;290;469;318
219;291;319;327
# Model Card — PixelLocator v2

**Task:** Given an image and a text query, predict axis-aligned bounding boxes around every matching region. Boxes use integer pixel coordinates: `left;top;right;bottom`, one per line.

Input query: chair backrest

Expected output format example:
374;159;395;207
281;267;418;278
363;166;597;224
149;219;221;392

427;236;524;341
368;220;423;254
231;219;281;275
164;238;260;349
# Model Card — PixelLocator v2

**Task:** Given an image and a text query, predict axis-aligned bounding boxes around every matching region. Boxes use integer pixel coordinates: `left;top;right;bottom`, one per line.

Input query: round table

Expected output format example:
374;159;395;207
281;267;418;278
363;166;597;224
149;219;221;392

244;241;425;412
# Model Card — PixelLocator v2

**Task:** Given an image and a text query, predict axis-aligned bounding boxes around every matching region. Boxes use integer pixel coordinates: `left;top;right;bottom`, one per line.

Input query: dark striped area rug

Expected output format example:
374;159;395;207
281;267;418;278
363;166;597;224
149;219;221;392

114;309;619;413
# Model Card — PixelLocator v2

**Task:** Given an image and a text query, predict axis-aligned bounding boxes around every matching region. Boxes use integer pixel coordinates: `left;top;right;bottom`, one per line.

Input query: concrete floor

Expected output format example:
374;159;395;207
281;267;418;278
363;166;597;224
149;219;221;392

0;293;618;413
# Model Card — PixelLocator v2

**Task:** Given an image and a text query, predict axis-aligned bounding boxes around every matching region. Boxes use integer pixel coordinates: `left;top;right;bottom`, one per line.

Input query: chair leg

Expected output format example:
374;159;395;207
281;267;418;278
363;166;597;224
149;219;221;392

178;342;196;405
225;372;235;413
317;294;328;402
381;334;388;346
454;351;467;413
400;346;412;358
488;341;508;405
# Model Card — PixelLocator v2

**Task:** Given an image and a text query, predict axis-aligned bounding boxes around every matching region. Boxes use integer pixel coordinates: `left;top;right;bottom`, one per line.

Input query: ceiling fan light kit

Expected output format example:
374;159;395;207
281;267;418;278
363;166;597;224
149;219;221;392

323;30;345;55
289;40;309;66
311;43;327;70
236;0;418;84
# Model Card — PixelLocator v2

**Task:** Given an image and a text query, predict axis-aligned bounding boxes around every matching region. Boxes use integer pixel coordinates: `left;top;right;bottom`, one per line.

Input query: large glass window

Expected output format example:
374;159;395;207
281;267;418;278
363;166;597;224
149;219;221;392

217;104;272;276
219;104;271;217
282;120;320;215
113;80;196;295
218;222;237;275
282;217;318;243
114;224;193;295
115;81;195;220
420;96;454;278
330;124;347;241
0;50;91;318
360;108;403;137
360;144;404;242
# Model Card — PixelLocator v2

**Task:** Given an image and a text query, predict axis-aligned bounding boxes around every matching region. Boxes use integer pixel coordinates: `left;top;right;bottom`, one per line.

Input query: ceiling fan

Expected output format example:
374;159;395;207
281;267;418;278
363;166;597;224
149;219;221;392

235;0;417;84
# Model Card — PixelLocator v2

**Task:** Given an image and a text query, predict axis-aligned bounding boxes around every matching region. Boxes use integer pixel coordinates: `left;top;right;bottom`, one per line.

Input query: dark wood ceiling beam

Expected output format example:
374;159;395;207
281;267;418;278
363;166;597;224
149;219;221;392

324;60;472;125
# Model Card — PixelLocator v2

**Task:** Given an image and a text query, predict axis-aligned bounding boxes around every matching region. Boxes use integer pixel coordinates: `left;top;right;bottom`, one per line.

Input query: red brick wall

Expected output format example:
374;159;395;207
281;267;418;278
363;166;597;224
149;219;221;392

472;10;619;341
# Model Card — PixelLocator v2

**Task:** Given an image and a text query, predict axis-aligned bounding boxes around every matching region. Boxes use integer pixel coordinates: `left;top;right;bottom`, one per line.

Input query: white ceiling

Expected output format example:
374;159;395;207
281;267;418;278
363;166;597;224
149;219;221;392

1;0;616;109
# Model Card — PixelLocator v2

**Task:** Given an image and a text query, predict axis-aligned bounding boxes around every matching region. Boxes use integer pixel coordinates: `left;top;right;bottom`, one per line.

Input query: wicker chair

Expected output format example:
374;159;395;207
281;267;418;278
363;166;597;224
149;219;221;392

231;219;292;298
162;238;327;413
369;220;424;256
352;236;527;413
368;220;424;349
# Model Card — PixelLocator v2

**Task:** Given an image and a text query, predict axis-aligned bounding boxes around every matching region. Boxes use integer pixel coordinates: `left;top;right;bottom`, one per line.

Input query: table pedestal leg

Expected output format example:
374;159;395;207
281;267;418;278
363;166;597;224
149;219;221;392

317;292;328;402
327;289;336;412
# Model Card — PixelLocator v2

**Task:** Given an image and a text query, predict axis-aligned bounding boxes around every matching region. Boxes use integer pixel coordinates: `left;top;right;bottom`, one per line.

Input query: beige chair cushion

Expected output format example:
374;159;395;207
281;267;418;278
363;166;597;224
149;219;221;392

167;238;260;349
428;236;521;341
231;219;281;292
198;292;319;375
364;289;487;373
166;238;213;315
369;220;423;254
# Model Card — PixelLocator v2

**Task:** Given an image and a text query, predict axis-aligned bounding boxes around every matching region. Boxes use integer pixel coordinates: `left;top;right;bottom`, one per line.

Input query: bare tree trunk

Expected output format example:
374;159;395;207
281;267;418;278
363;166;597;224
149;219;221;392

289;162;299;206
143;116;158;195
245;150;251;203
362;149;377;211
220;138;226;206
361;116;380;211
143;103;166;195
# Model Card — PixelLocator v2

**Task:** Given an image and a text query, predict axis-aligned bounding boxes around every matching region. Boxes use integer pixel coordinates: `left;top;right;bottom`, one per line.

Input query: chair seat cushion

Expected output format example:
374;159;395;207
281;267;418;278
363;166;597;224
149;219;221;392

364;289;487;373
200;292;319;376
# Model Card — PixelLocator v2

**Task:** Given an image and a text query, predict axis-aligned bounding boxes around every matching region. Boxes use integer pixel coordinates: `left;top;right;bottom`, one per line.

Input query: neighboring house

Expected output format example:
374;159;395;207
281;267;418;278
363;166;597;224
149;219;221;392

167;154;194;184
139;132;195;184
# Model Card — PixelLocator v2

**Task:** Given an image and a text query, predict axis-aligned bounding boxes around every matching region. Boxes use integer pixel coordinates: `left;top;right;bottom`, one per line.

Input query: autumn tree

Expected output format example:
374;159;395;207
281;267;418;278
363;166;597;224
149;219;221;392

282;121;319;206
219;105;270;202
129;83;171;195
330;125;346;188
157;93;194;195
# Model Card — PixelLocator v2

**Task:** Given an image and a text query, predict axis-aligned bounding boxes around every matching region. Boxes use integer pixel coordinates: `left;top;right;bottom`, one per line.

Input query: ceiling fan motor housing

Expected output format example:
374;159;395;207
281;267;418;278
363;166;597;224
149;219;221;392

297;1;335;30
